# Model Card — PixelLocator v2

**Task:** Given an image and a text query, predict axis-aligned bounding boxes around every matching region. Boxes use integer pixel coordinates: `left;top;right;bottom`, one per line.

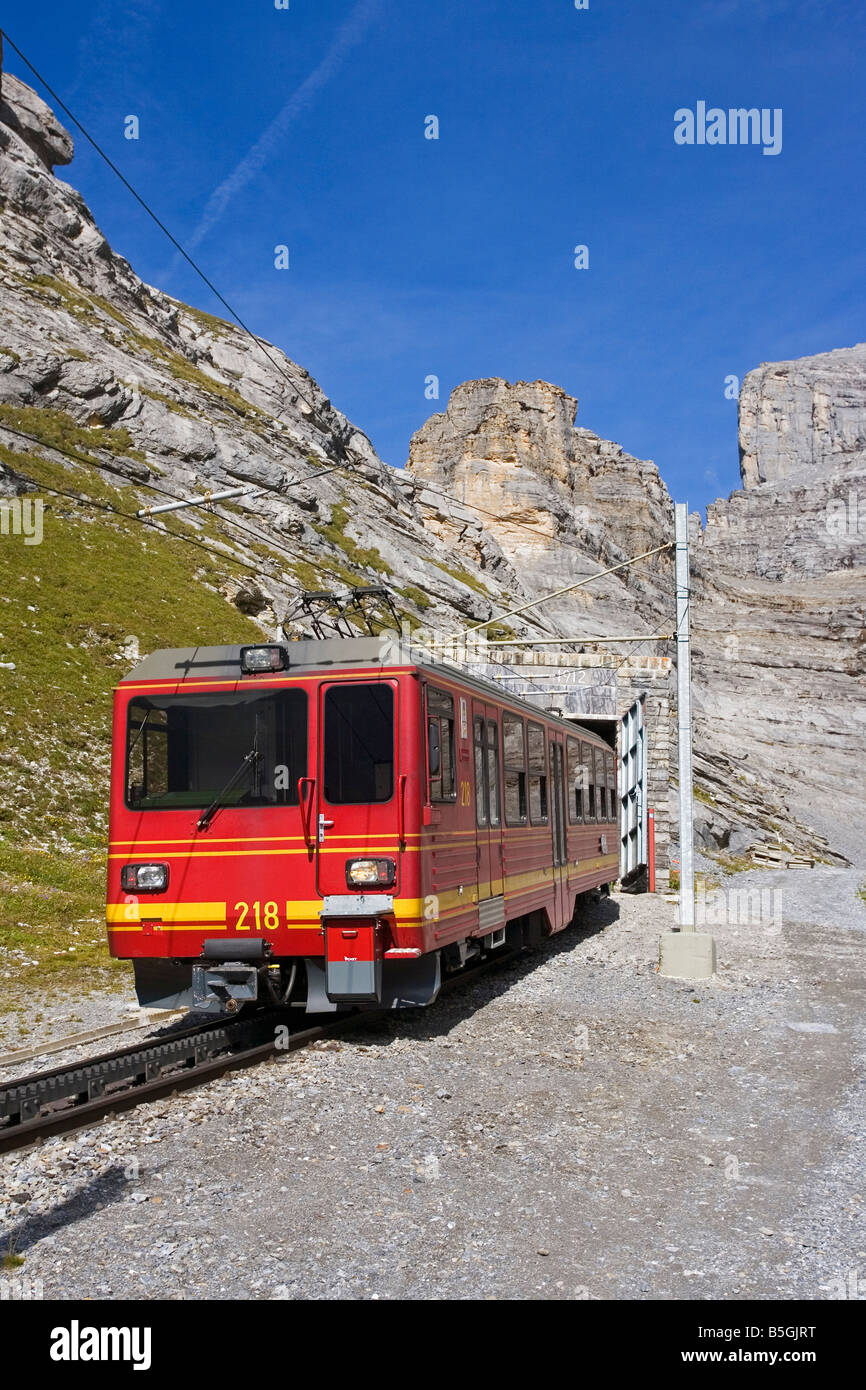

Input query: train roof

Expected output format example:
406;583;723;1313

119;636;612;745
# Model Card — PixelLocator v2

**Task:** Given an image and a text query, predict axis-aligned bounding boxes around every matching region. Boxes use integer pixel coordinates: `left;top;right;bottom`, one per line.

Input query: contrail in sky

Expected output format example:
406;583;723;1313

186;0;383;251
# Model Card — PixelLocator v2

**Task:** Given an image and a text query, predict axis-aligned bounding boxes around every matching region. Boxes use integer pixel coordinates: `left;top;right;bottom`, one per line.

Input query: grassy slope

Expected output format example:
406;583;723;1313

0;440;266;1006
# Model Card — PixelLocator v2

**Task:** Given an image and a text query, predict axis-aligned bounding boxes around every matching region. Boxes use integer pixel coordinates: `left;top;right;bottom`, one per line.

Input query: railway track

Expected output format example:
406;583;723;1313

0;1011;186;1070
0;950;519;1157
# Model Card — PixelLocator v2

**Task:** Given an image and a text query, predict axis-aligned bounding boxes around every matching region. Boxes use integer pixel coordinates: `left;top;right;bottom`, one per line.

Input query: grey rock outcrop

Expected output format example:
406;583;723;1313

739;344;866;488
408;367;863;866
691;346;866;864
0;65;73;171
407;378;675;641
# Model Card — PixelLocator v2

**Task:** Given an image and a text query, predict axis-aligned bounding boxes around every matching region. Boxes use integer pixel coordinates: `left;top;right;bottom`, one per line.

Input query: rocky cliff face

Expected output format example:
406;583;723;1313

690;346;866;864
738;344;866;488
408;362;865;867
406;378;675;642
0;58;536;646
0;60;556;866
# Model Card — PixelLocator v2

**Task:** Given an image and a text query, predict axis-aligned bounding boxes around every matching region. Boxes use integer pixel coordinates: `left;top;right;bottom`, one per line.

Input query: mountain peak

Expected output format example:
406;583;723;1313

0;49;73;171
739;341;866;488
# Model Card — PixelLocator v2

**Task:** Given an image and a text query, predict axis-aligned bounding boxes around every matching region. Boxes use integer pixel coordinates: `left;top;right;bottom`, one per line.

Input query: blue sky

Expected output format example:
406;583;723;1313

3;0;865;511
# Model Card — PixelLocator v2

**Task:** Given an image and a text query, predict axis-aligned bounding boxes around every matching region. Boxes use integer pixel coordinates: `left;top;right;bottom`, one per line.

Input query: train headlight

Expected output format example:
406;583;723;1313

345;857;396;888
121;863;169;893
240;645;286;674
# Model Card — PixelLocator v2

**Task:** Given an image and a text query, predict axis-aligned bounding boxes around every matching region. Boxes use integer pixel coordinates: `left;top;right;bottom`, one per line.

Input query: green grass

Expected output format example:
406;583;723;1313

430;558;491;595
399;584;432;610
289;554;364;592
289;558;326;592
0;445;267;997
0;439;128;507
484;620;519;643
713;852;757;874
0;346;21;366
693;785;718;806
26;273;130;328
170;299;234;336
137;385;196;418
124;328;256;416
0;845;129;996
314;501;393;576
0;402;146;466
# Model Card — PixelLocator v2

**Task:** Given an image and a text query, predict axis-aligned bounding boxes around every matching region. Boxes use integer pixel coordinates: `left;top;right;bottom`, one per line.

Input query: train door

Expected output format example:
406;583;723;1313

472;703;504;911
486;709;504;898
550;735;569;927
314;679;399;896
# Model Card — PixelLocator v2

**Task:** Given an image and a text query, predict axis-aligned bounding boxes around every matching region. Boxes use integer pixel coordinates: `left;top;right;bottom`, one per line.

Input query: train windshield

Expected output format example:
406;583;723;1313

323;683;394;804
124;690;307;811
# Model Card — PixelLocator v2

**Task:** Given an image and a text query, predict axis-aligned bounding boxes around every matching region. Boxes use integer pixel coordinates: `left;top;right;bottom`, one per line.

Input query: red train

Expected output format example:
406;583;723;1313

106;636;618;1013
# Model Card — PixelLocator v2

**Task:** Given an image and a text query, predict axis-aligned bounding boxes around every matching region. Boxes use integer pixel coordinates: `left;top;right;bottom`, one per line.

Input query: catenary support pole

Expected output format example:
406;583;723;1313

675;502;695;929
658;503;716;979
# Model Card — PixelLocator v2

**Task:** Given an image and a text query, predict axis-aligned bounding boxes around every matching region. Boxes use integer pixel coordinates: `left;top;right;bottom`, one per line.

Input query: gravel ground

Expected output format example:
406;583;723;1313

0;990;142;1059
1;864;864;1301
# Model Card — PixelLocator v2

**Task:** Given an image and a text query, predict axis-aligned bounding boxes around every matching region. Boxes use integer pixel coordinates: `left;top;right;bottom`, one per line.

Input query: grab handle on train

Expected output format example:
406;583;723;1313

298;777;316;856
397;773;408;850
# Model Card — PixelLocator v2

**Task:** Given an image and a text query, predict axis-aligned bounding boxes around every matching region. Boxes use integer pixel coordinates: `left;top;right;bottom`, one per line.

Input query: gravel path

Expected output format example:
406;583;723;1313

1;864;864;1301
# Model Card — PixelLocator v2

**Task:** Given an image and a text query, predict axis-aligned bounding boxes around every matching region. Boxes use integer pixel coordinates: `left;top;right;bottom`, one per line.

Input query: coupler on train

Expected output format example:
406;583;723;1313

131;902;441;1016
132;942;297;1017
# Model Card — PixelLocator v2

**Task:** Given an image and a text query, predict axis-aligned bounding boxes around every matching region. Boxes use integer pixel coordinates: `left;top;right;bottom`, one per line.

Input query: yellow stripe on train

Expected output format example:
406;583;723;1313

106;857;619;932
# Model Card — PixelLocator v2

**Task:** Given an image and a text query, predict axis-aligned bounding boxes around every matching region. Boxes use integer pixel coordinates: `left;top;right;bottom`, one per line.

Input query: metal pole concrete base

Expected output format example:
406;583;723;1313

659;930;717;980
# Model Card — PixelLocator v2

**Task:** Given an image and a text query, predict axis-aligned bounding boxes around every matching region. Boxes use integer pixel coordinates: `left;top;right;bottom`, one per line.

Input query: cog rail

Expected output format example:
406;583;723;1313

0;1008;352;1156
0;950;520;1156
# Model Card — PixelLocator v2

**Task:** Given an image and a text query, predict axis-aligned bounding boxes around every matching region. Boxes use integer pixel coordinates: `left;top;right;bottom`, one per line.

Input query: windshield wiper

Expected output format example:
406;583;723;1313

128;709;151;755
196;748;261;831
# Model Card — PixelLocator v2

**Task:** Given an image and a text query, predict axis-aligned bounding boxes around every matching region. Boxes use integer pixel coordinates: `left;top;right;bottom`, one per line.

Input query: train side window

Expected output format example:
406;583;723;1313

606;751;616;823
474;716;488;827
126;702;168;806
595;747;607;820
503;714;527;825
581;742;596;820
527;721;548;824
486;720;501;827
566;736;583;824
427;687;456;802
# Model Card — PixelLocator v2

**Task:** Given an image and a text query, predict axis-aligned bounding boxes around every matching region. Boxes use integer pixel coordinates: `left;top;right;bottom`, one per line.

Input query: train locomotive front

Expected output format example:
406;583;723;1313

106;637;620;1015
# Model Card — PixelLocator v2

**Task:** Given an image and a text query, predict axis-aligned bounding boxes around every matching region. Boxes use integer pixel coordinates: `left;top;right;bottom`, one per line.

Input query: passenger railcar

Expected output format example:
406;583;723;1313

106;636;619;1013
